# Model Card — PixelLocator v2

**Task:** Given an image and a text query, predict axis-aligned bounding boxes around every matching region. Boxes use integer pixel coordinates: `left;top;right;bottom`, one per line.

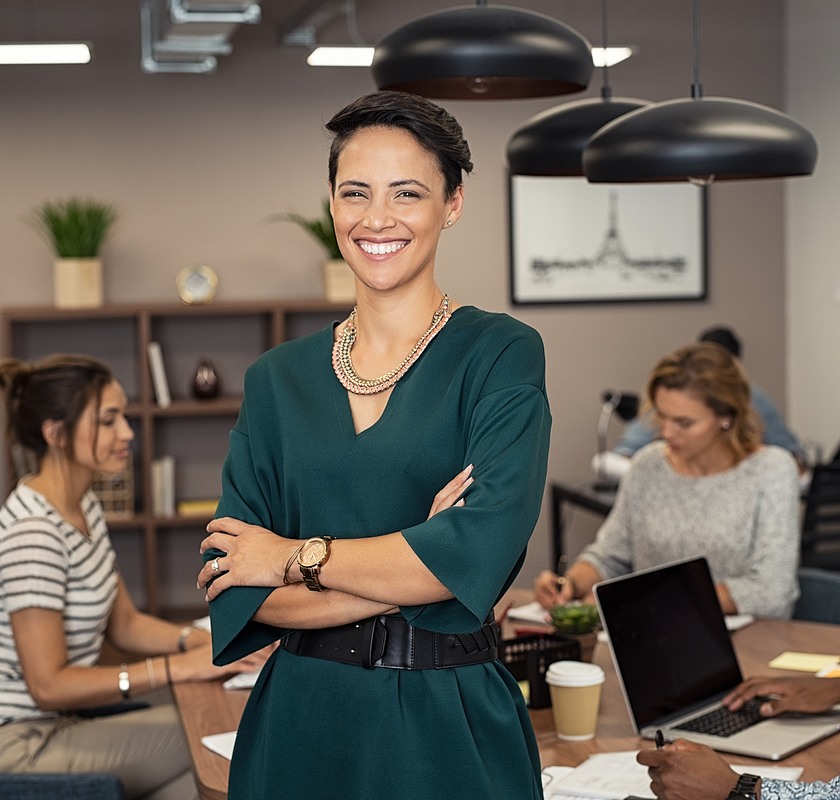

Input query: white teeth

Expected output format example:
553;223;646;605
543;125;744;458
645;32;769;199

359;241;406;255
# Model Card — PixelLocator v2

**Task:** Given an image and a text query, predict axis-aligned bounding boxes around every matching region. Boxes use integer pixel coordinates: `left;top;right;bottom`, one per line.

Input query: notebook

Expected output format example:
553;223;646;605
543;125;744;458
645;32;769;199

593;556;840;760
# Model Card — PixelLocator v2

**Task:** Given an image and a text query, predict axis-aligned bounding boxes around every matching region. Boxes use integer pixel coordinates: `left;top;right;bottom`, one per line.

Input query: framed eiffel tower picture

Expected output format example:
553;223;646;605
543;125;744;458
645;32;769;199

508;176;707;305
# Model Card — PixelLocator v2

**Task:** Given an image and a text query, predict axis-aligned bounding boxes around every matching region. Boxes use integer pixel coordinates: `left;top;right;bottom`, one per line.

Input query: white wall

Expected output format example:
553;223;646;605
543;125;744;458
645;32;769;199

785;0;840;462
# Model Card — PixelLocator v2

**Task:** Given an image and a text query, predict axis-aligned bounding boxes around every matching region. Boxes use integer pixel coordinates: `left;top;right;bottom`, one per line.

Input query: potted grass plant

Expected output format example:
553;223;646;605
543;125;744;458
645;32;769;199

269;198;355;303
549;604;600;662
30;197;118;308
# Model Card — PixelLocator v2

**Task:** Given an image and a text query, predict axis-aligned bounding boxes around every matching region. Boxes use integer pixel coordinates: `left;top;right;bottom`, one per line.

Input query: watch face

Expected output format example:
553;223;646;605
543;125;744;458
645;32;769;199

176;264;218;305
299;539;327;568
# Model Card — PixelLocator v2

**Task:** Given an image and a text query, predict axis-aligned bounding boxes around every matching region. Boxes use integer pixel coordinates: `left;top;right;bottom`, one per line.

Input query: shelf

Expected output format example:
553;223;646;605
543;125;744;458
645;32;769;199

150;397;243;417
1;299;352;614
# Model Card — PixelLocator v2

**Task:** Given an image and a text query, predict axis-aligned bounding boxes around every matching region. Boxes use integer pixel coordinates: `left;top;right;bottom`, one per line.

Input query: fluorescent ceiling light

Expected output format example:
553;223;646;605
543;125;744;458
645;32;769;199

592;46;634;67
0;43;92;64
307;46;374;67
306;45;632;70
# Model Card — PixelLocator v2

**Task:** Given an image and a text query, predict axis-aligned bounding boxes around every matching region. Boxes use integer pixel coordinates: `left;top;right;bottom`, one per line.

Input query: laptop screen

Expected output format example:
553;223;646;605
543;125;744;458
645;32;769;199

594;557;743;729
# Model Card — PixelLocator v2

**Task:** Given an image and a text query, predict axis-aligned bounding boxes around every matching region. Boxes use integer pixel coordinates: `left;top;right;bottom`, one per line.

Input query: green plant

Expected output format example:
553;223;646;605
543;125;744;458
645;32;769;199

30;197;118;258
549;603;600;635
269;197;342;260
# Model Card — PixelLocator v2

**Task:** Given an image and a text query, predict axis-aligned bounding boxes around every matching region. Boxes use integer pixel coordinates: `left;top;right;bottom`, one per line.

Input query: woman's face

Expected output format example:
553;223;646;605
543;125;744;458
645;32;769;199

653;386;730;464
72;380;134;476
329;126;463;294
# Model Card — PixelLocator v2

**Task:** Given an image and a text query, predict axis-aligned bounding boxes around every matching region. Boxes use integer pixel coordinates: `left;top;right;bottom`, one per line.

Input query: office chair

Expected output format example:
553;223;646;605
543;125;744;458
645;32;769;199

0;773;124;800
799;463;840;571
792;567;840;625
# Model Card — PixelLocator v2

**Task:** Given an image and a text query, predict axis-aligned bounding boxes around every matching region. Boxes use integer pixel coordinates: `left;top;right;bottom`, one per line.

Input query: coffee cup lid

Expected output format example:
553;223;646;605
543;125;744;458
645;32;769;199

545;660;605;687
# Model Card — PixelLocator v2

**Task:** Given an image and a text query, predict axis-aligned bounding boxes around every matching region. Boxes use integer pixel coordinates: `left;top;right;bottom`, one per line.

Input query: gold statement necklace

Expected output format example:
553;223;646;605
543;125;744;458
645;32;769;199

332;294;451;395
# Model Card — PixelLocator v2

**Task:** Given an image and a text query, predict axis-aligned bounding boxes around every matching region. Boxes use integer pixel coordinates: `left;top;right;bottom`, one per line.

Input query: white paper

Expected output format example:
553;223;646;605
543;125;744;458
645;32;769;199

506;601;551;624
542;751;802;799
507;602;752;634
201;731;236;760
223;671;260;690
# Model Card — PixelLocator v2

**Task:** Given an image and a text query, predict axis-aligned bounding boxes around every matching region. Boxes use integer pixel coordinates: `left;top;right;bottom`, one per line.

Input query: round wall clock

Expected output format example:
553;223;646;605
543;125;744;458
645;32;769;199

176;264;219;305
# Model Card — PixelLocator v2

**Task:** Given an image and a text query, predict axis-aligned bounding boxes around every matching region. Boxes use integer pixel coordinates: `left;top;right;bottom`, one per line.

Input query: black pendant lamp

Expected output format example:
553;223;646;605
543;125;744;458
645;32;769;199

507;0;648;176
371;2;593;100
583;0;817;183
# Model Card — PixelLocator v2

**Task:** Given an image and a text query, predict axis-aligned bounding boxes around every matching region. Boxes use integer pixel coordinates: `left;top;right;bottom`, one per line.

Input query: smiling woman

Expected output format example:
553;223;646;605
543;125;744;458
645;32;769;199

198;91;553;800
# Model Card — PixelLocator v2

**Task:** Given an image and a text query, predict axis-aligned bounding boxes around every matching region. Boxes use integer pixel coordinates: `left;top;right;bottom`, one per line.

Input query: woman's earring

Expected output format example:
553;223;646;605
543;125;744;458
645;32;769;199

446;220;453;227
721;420;731;431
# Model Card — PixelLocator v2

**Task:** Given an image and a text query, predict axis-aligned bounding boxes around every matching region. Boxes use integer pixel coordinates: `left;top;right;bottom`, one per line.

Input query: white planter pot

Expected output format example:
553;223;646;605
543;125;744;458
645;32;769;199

54;257;104;308
323;258;356;303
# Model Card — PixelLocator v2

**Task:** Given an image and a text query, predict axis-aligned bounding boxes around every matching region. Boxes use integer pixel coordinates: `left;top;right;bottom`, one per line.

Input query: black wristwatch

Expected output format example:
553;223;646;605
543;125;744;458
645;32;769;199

727;773;760;800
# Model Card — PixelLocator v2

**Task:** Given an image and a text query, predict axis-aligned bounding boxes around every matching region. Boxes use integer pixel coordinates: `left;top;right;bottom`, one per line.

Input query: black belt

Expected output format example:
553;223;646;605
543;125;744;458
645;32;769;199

283;614;499;670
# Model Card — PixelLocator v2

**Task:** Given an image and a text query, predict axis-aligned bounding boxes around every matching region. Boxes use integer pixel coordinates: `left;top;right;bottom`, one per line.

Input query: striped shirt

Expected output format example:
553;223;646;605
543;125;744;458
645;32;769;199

0;483;118;725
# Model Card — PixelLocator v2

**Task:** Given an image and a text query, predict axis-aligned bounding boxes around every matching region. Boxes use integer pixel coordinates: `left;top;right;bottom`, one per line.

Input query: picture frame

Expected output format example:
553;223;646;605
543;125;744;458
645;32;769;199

509;176;707;305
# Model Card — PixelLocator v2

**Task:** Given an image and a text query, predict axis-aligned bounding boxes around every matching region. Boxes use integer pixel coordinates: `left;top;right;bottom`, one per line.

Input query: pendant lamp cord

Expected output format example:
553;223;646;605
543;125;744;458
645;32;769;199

691;0;703;98
600;0;613;100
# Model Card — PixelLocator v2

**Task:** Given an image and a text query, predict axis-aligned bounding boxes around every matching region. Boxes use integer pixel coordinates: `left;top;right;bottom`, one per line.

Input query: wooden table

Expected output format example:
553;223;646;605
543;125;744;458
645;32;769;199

173;607;840;800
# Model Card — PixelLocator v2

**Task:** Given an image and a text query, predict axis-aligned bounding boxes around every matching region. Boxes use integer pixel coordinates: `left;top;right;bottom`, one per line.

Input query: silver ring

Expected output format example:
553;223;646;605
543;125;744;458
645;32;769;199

211;559;220;573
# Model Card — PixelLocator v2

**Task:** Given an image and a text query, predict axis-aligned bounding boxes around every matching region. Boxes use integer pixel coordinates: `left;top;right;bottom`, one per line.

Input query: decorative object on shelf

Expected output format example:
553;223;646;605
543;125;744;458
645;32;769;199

371;2;593;100
176;263;218;304
582;0;818;183
92;460;134;519
191;358;221;400
549;603;600;662
29;196;118;308
268;198;355;303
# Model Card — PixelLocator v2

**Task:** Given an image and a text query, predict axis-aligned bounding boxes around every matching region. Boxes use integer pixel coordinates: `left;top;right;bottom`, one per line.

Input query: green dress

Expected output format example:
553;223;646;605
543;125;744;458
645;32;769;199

208;306;551;800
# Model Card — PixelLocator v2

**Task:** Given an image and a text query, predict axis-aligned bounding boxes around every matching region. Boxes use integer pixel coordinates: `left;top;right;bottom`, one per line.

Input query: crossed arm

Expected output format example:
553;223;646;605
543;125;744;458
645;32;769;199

196;465;474;630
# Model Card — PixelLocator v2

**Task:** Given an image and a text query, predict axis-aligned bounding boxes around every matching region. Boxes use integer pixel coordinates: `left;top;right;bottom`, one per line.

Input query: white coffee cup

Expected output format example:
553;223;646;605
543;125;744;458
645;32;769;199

545;660;605;740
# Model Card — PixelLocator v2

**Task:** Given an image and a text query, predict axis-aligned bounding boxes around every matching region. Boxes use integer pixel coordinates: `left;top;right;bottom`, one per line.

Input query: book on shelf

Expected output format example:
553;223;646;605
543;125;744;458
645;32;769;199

177;498;220;517
151;455;175;517
147;341;171;408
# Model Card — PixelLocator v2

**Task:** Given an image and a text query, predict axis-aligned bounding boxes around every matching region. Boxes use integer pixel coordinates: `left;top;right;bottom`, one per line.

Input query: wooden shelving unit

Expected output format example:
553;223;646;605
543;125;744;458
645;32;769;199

1;300;351;615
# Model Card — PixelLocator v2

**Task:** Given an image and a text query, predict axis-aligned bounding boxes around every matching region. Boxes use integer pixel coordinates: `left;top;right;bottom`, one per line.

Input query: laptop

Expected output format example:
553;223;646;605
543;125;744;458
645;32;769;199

593;556;840;760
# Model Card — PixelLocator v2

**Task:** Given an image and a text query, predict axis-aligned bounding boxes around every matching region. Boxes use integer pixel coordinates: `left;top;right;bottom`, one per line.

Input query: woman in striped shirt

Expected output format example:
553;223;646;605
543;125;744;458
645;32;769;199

0;354;265;799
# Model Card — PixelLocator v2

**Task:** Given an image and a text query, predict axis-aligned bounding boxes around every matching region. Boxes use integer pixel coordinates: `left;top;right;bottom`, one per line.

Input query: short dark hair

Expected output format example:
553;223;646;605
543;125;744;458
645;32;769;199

326;90;473;199
698;325;741;359
0;354;114;465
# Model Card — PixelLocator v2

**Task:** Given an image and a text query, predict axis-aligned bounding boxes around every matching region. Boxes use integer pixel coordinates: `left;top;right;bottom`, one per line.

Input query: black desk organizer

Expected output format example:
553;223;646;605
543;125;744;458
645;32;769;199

501;633;581;708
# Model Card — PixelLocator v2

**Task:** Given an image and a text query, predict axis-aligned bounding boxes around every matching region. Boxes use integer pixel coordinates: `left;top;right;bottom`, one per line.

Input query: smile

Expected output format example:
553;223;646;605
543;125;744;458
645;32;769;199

358;241;407;255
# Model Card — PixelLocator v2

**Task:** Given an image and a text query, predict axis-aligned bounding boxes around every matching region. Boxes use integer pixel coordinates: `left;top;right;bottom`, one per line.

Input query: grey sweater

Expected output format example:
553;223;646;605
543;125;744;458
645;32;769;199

578;441;800;618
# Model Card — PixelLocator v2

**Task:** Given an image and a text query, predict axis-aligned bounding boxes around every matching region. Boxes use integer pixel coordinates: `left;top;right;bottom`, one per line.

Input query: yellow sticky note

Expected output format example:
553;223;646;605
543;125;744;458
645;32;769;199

768;651;840;672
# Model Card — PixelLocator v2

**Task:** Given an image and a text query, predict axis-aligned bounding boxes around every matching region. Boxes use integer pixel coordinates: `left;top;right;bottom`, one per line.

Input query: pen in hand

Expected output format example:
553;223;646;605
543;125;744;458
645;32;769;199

655;729;665;750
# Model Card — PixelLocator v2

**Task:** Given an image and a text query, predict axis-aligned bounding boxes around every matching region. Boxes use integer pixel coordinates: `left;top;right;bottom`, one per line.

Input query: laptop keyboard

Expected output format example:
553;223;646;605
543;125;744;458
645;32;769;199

674;698;765;738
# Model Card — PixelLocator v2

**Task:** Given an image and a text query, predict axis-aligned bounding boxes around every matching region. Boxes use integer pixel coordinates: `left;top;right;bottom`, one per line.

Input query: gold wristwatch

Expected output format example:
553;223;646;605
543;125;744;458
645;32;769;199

297;536;334;592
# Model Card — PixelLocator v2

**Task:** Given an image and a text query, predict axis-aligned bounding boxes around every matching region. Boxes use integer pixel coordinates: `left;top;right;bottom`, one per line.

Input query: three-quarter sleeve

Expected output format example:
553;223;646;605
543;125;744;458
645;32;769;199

401;327;551;629
205;402;287;665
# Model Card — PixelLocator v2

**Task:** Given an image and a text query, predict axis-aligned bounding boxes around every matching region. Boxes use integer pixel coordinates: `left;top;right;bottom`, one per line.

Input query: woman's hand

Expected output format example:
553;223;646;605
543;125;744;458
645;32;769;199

197;517;298;601
535;570;568;609
169;640;276;683
427;464;473;519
